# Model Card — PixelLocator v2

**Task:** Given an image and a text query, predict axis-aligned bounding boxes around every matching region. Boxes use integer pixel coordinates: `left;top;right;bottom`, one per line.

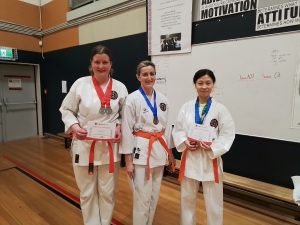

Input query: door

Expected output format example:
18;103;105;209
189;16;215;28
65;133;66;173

0;63;38;142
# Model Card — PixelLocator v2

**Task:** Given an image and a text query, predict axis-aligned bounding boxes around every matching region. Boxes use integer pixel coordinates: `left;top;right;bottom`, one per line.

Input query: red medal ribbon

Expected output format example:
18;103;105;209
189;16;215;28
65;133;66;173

178;139;219;183
92;76;113;109
133;131;173;180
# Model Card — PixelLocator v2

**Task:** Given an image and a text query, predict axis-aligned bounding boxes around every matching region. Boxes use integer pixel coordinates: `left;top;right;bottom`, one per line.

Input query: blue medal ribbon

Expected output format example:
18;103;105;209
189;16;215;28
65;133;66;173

195;97;212;124
139;87;158;120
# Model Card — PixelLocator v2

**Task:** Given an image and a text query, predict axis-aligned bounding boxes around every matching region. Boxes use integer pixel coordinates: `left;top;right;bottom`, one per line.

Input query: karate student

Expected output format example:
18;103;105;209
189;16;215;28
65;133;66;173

172;69;235;225
59;45;128;225
120;60;175;225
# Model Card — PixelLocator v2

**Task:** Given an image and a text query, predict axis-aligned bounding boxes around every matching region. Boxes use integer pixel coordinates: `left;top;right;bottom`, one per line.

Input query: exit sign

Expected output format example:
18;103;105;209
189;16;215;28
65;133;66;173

0;47;18;61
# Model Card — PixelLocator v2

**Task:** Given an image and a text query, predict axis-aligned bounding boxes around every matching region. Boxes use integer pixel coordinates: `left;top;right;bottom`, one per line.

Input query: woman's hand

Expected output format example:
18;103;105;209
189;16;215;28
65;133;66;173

112;124;121;143
71;123;87;140
199;141;212;152
125;154;134;179
167;153;176;173
126;163;135;179
184;139;199;151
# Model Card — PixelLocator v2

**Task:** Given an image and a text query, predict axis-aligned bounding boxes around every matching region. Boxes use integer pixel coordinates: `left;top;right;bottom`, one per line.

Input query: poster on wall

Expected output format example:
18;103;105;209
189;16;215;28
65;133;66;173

8;78;22;90
199;0;257;21
147;0;192;56
256;0;300;31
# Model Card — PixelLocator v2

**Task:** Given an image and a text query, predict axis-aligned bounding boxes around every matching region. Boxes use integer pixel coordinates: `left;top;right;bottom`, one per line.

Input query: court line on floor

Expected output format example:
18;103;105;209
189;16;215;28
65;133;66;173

0;166;17;173
2;155;124;225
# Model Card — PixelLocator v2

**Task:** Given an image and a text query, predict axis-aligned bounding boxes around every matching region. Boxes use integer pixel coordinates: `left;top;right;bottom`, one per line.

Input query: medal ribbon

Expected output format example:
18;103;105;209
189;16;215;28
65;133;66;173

195;97;212;124
92;76;113;110
179;97;219;183
138;87;158;121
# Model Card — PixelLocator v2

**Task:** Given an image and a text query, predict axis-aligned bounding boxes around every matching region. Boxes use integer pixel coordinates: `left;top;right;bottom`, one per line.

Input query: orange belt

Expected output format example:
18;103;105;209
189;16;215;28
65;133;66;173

85;138;114;175
133;131;172;180
178;142;219;184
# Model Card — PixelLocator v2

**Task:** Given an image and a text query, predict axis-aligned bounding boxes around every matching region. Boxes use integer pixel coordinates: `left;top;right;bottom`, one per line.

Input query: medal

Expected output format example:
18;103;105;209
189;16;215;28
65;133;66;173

99;107;106;114
139;87;159;125
153;117;159;125
92;76;113;116
105;107;112;114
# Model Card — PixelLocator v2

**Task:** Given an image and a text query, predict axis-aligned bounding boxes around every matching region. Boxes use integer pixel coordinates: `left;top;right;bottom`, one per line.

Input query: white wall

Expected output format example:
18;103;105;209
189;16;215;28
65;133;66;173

79;5;146;45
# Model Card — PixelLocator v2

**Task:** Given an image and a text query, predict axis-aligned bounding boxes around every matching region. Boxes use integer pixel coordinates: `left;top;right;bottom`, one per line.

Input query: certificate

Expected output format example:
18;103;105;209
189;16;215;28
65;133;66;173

188;124;212;143
86;121;116;140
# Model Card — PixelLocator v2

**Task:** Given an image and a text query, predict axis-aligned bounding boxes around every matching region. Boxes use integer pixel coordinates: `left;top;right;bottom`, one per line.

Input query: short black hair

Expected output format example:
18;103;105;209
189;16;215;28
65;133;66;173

193;69;216;84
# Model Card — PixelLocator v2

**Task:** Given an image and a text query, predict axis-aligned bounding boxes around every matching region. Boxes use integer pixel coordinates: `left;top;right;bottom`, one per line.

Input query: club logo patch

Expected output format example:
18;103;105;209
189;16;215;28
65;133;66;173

210;119;218;128
111;91;118;100
160;103;167;111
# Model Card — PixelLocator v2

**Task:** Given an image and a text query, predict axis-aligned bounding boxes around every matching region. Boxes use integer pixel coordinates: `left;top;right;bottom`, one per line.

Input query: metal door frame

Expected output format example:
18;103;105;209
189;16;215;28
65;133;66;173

0;61;43;137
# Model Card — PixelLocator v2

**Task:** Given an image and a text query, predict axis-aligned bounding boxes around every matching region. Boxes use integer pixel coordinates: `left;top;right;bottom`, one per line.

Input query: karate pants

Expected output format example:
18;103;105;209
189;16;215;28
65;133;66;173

73;163;119;225
132;165;164;225
181;176;223;225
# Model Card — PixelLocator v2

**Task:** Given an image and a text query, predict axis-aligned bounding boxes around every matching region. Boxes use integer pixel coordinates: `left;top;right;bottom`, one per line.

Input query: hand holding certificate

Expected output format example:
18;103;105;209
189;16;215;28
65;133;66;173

187;124;213;151
188;124;212;143
86;121;116;140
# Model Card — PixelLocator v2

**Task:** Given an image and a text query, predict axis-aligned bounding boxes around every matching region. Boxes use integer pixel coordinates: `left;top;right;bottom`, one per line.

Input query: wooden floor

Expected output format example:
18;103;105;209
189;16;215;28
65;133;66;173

0;136;297;225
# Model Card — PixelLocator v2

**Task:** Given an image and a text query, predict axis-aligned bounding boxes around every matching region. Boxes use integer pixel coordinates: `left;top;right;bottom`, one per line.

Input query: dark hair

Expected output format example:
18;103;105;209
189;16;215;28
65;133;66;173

193;69;216;84
89;45;113;75
136;60;156;76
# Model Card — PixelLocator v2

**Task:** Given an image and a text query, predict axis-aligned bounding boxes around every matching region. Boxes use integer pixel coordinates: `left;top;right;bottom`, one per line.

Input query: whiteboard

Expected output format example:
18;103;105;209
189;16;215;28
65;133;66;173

152;32;300;143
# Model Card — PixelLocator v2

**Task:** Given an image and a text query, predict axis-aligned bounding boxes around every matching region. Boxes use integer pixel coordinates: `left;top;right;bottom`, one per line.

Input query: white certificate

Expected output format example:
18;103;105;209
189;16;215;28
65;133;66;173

188;124;212;142
86;121;116;139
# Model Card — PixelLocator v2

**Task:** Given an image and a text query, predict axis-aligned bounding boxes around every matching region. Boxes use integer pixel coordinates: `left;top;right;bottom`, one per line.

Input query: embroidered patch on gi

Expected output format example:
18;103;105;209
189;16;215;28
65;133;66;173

75;154;79;163
143;108;149;113
210;119;218;128
111;90;118;100
134;148;141;159
160;103;167;111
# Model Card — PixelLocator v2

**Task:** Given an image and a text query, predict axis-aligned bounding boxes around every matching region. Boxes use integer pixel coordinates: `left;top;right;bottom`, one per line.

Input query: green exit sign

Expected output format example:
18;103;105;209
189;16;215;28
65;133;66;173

0;47;18;61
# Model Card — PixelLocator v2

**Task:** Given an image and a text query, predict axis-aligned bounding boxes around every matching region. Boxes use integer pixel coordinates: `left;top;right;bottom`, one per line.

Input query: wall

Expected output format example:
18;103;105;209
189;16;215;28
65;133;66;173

0;0;41;52
41;0;79;52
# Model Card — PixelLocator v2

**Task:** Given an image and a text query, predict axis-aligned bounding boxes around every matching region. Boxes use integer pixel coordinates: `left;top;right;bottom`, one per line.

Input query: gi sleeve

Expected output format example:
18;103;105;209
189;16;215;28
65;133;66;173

292;176;300;206
172;103;188;152
163;99;175;149
59;79;81;133
120;96;136;154
117;84;128;123
209;104;235;159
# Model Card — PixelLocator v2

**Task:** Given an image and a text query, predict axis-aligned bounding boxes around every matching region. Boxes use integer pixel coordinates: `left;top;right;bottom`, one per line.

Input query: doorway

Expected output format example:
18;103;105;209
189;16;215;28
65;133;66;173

0;63;41;142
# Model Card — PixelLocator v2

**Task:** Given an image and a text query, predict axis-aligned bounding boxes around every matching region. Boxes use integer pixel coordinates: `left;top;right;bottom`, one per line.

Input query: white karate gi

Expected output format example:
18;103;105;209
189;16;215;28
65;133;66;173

60;76;128;225
292;176;300;206
120;89;172;225
172;98;235;225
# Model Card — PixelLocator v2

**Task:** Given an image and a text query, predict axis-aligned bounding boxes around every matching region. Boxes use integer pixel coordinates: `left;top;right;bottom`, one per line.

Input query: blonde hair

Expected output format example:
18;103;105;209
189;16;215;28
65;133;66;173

136;60;156;76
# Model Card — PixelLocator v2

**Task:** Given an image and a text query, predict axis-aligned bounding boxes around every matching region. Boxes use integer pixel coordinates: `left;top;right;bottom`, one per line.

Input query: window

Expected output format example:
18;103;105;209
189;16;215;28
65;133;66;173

69;0;94;10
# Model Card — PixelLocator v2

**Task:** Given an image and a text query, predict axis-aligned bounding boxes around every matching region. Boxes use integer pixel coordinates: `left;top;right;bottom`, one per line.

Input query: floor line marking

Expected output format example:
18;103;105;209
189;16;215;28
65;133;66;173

2;155;124;225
